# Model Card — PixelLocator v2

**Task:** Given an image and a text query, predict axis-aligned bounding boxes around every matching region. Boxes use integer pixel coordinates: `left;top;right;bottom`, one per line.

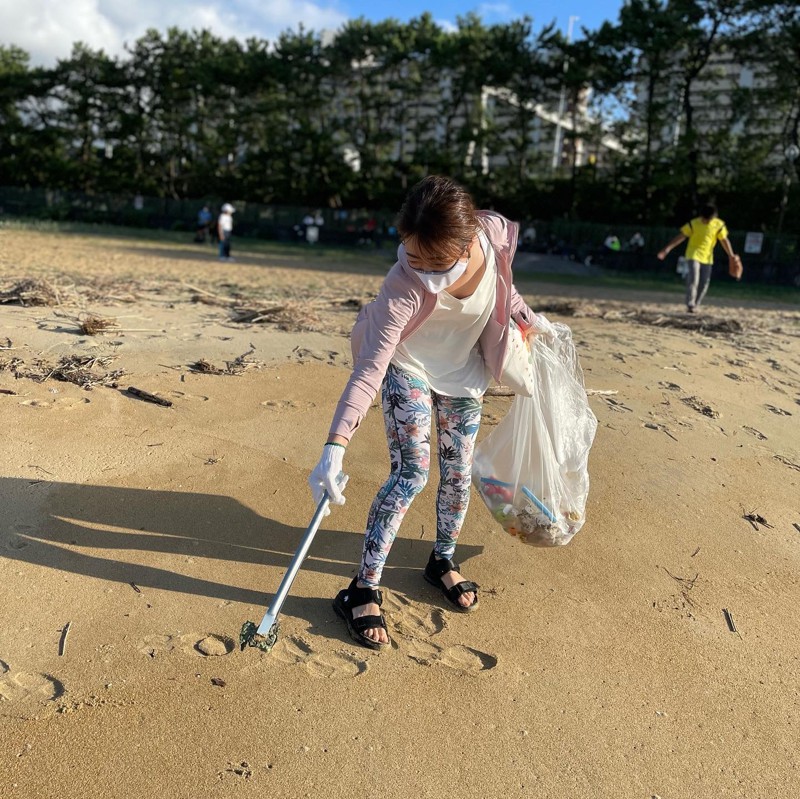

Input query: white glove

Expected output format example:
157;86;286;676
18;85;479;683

528;313;558;341
308;444;349;514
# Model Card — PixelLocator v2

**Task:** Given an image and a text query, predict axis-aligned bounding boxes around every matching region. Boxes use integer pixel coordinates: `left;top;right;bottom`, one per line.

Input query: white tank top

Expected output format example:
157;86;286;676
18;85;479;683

391;231;496;397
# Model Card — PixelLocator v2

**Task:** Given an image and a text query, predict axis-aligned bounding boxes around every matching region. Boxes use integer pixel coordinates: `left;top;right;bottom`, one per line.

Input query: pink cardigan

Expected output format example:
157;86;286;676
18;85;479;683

328;210;536;441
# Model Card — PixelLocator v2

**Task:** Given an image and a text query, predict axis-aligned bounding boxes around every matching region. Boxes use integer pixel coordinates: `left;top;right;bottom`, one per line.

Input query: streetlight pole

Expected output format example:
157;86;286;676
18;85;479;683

552;15;580;172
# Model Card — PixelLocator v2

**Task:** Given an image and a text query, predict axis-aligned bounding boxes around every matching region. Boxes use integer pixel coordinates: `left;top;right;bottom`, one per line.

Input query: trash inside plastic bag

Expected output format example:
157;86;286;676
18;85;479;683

473;317;597;546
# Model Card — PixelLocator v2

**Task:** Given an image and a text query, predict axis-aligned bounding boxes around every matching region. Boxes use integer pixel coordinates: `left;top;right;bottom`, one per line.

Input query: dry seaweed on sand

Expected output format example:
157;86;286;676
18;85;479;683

78;314;119;335
0;278;63;307
20;354;125;390
0;356;24;374
189;348;263;376
534;300;749;336
189;358;226;375
230;301;322;332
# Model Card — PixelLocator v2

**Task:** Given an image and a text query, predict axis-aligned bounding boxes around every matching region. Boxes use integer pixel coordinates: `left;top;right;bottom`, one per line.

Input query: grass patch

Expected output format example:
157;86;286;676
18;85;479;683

4;217;798;304
516;268;800;304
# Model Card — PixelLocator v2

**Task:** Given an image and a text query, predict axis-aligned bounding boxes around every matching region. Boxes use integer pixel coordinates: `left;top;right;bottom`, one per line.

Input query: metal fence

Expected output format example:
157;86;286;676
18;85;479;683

1;185;798;286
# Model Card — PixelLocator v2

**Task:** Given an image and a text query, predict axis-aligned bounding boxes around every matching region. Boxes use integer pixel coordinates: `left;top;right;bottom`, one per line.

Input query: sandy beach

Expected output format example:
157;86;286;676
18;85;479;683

1;228;799;798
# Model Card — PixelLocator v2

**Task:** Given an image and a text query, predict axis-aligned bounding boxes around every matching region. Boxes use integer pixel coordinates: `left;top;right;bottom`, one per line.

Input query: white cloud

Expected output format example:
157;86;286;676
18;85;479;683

0;0;349;65
477;3;514;21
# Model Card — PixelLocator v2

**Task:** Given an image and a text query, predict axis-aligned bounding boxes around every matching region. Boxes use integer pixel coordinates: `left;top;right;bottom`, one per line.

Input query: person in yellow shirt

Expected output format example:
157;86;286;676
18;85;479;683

657;203;739;313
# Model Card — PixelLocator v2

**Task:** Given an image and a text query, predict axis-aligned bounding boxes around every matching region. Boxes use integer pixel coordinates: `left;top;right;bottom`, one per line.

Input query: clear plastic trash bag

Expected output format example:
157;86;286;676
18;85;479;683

473;317;598;546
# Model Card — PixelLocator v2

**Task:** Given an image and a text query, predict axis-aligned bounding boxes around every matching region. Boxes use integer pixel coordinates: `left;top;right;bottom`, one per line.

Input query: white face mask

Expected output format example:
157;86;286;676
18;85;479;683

412;259;469;293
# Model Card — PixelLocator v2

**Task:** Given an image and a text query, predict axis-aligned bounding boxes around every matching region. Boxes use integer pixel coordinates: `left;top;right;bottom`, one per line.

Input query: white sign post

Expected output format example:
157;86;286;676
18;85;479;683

744;232;764;255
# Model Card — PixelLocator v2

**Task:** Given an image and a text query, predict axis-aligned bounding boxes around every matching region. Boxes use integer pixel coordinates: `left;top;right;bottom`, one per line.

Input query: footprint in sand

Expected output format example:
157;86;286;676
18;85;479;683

270;634;314;665
270;635;368;678
0;661;65;717
405;639;497;674
137;634;177;658
381;593;497;674
20;399;52;409
260;399;317;412
382;593;447;640
19;397;89;410
138;633;235;658
194;634;235;657
438;645;498;673
305;651;368;678
6;534;31;550
169;391;209;402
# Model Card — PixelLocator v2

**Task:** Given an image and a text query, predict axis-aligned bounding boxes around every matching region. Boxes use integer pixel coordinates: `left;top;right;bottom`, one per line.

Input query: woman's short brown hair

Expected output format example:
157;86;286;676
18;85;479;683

396;176;479;265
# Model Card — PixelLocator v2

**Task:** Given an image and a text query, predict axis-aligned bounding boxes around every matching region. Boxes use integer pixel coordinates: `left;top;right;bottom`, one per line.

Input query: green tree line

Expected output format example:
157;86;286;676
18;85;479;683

0;2;798;231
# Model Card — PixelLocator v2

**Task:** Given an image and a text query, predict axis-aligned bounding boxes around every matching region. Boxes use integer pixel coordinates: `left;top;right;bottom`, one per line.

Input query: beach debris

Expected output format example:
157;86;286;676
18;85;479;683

774;454;800;472
1;338;12;349
742;511;773;531
231;301;321;332
793;523;800;535
681;396;720;418
742;426;767;440
78;314;118;335
58;621;71;656
189;348;263;376
658;567;699;617
765;404;792;416
0;388;17;395
129;582;142;594
643;422;678;441
223;762;252;780
210;677;226;687
0;278;62;306
722;608;738;633
189;358;225;375
184;282;240;307
15;354;124;390
585;389;619;396
691;547;701;558
604;396;633;413
0;356;24;375
126;386;173;407
533;301;747;335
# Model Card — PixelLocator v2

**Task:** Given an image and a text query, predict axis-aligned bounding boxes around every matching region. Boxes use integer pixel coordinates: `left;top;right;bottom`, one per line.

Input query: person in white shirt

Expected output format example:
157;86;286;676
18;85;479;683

218;203;235;261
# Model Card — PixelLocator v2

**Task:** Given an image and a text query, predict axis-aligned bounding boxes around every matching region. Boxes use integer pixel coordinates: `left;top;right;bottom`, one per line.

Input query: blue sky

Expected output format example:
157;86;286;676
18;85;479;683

344;1;626;38
1;0;626;66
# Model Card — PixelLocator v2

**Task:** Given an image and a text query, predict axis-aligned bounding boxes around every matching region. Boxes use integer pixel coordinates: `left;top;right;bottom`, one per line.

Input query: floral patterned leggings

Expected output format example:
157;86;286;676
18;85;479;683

358;363;484;587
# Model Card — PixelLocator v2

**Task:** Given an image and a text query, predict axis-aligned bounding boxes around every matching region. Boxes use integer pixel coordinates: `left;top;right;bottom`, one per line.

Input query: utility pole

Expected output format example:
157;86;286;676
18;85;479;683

552;15;580;172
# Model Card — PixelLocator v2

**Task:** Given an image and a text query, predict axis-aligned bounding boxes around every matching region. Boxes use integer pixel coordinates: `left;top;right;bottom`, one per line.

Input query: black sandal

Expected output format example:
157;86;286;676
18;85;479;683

333;578;392;650
423;551;479;613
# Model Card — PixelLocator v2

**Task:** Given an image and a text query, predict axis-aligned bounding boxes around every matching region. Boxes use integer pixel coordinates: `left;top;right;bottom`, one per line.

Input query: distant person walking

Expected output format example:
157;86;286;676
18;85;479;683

196;205;212;243
657;203;741;313
218;203;235;261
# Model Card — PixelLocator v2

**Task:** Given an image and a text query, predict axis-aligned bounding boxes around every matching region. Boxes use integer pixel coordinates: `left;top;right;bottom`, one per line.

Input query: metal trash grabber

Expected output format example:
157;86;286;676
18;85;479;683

239;492;331;653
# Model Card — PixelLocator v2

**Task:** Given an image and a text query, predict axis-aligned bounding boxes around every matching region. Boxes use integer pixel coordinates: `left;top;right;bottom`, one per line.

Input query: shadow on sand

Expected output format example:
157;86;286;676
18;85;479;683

1;478;481;630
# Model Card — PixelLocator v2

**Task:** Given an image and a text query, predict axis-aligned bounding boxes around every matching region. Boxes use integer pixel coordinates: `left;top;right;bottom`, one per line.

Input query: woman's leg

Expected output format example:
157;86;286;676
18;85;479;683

425;393;482;610
433;394;483;559
358;364;432;587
